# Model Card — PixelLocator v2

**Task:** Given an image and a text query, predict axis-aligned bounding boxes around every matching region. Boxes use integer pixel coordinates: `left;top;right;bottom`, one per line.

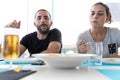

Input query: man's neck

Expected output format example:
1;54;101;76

37;31;48;40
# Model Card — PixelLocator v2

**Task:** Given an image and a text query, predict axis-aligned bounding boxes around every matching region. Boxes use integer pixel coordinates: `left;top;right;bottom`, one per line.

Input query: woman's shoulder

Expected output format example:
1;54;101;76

106;27;120;37
107;27;119;30
107;27;120;32
77;29;90;38
80;29;90;35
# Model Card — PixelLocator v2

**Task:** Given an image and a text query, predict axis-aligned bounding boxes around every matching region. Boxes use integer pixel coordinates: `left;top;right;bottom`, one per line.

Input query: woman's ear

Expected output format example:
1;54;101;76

106;13;112;24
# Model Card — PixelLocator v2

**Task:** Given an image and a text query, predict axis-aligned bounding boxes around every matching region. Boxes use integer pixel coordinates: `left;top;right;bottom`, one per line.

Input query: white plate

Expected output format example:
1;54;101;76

102;58;120;64
5;57;40;64
32;53;96;69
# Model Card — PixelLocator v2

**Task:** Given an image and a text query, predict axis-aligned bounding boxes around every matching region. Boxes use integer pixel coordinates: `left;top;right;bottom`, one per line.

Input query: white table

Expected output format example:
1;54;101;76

20;65;119;80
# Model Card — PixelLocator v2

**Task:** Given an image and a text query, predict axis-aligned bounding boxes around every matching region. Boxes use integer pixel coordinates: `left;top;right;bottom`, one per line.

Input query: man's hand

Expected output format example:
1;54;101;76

5;20;21;29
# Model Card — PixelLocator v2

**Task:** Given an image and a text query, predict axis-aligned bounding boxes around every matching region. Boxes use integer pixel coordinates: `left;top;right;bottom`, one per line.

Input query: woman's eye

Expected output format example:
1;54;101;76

98;13;103;15
37;17;41;20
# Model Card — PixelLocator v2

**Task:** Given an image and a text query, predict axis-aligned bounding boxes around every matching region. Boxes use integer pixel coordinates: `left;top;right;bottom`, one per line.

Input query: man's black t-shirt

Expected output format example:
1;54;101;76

20;28;62;54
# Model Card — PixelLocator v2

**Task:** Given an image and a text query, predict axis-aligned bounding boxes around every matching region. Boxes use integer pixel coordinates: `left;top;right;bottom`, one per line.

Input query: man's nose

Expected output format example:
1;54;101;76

93;14;98;19
40;18;45;22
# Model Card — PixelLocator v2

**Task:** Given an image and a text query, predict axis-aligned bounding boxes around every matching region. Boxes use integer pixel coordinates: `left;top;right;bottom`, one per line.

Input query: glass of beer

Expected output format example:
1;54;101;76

0;39;2;59
3;27;20;69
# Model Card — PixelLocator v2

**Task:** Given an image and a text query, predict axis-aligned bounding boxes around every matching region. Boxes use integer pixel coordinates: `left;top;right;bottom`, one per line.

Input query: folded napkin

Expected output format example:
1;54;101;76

0;70;36;80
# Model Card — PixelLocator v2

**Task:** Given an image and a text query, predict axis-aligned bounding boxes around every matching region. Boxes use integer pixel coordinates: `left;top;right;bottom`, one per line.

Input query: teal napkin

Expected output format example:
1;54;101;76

97;69;120;80
82;61;120;66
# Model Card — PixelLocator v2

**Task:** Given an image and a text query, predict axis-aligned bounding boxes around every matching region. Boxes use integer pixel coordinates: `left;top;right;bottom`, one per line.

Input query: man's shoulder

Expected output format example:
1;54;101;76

50;28;60;31
24;31;37;37
50;28;61;33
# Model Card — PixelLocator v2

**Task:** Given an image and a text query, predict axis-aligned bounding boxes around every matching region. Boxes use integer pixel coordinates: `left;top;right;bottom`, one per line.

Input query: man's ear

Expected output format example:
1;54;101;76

34;22;36;27
50;21;53;26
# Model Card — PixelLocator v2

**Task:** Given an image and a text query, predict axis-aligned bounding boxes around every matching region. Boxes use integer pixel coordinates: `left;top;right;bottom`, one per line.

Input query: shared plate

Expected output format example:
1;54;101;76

32;53;96;69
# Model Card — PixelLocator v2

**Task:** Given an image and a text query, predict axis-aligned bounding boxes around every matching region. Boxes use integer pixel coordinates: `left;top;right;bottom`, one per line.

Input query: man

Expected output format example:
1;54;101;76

6;9;62;56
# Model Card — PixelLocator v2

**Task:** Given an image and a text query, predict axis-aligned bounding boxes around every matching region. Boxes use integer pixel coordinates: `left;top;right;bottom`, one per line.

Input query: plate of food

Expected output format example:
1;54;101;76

102;58;120;64
32;53;96;69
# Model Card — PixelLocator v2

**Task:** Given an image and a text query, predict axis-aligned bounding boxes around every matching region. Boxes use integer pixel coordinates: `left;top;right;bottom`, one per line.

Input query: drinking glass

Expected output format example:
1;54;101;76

2;27;20;69
0;38;2;60
87;42;96;65
87;42;103;66
95;42;103;65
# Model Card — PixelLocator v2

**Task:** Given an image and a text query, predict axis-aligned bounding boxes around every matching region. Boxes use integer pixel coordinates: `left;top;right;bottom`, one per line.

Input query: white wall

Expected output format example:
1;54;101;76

0;0;120;46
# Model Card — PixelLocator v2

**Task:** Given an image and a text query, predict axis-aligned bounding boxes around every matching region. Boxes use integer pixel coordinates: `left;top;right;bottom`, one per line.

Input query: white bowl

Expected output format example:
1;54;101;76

32;53;95;69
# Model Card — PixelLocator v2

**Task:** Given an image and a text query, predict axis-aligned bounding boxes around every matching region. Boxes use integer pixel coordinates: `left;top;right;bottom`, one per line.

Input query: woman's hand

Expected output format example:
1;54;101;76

77;40;87;53
5;20;21;29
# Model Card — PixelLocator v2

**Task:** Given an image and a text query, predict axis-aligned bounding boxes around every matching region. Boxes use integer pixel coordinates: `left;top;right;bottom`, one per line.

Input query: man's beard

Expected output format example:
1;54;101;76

37;26;50;34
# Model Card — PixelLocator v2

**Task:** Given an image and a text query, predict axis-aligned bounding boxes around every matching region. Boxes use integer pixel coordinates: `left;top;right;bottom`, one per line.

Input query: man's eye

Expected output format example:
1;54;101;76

91;13;95;15
44;17;49;20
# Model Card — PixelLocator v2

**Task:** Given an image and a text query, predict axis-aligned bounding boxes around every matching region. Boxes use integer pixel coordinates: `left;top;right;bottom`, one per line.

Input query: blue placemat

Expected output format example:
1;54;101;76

0;60;44;73
82;61;120;80
0;69;10;73
97;69;120;80
0;60;44;66
82;61;120;66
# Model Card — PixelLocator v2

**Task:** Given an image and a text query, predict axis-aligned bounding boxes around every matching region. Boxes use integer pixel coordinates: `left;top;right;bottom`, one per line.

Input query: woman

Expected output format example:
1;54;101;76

77;2;120;58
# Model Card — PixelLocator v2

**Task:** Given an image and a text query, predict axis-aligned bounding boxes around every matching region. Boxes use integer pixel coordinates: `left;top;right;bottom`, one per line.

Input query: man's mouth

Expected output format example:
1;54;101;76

41;24;47;26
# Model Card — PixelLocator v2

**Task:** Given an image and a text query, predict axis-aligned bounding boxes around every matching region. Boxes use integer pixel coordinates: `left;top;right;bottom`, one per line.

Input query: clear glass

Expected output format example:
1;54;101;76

87;42;96;54
2;27;20;69
95;42;103;65
0;38;2;60
87;42;96;65
87;42;103;66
